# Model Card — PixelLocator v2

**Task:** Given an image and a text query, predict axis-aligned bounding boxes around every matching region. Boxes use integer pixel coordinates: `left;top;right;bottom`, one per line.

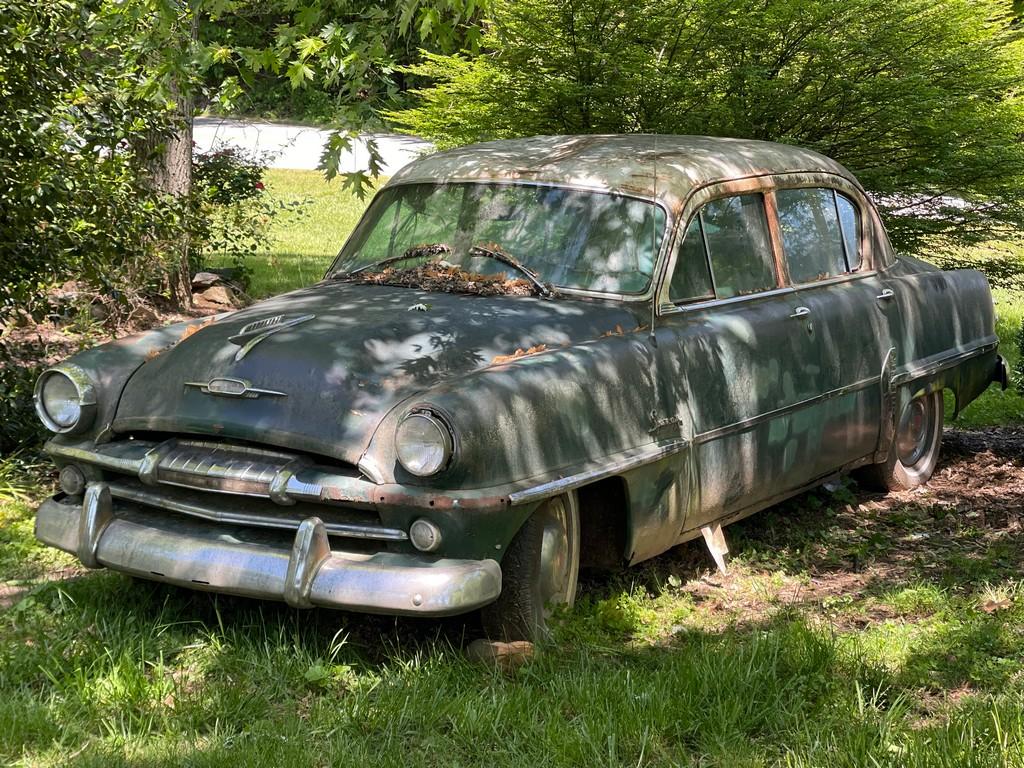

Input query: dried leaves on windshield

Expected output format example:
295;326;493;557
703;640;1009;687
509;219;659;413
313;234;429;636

344;261;536;297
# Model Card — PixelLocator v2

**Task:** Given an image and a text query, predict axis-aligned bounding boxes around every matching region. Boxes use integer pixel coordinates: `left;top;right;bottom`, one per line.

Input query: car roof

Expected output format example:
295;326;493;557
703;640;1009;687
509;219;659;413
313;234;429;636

386;134;859;211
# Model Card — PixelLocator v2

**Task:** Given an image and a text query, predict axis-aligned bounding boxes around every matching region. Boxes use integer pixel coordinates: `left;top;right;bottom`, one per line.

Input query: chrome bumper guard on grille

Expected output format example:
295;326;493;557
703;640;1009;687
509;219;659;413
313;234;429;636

35;483;502;616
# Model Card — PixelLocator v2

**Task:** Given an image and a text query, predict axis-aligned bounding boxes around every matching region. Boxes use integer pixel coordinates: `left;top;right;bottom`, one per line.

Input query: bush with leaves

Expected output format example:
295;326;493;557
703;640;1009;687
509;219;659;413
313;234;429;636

189;144;285;284
0;0;190;322
388;0;1024;254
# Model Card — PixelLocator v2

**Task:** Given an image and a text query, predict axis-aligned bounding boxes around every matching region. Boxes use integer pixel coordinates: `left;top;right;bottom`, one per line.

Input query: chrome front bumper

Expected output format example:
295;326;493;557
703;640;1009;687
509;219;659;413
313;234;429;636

35;483;502;616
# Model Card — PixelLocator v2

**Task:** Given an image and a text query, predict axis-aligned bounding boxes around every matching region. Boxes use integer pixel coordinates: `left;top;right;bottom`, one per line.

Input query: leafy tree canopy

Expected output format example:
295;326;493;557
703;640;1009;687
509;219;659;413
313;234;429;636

388;0;1024;252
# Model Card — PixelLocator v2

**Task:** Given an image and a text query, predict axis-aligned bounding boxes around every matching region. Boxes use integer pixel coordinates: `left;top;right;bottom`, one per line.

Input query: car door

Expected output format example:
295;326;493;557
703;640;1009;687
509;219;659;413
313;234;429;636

653;190;829;533
772;185;891;478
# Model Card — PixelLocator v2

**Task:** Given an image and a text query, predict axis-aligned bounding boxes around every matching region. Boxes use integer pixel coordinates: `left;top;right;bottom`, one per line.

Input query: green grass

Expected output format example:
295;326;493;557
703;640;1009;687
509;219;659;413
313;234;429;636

2;479;1023;766
207;169;375;299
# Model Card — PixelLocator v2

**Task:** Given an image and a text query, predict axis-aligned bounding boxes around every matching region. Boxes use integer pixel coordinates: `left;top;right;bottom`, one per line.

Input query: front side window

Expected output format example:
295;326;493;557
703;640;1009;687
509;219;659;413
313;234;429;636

701;194;777;299
776;188;861;283
331;182;667;294
669;217;714;303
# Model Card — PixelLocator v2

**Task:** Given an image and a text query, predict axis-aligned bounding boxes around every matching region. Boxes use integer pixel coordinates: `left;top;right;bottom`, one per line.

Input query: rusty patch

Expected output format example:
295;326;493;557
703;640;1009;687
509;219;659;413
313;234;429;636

491;344;549;366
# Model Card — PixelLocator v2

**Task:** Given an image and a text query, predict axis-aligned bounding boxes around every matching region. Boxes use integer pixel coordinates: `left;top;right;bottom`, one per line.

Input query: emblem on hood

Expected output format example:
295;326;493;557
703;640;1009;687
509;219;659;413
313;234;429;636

184;377;287;399
229;314;315;361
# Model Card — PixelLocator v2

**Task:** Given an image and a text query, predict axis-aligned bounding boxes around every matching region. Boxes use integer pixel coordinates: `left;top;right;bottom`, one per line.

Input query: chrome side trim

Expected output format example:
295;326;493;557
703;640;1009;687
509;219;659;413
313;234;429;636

891;338;998;387
693;375;879;445
106;482;408;541
508;438;688;505
35;488;501;616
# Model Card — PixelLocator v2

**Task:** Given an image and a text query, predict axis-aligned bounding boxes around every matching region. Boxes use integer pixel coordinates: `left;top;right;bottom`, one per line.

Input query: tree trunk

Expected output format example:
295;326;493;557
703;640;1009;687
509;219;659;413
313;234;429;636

152;108;194;308
148;6;198;309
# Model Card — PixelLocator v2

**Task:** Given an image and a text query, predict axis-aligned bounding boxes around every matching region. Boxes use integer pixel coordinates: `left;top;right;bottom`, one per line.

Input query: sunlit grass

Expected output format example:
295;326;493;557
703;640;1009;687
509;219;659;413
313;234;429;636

207;169;375;298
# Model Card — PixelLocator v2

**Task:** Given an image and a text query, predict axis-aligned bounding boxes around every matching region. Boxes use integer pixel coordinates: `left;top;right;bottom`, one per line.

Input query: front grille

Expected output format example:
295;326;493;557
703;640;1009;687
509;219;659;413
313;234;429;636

107;478;402;544
50;437;405;542
154;441;299;497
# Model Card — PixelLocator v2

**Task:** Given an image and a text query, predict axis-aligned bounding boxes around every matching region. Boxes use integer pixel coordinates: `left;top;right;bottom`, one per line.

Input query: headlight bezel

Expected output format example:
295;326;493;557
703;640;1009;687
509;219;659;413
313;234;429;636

33;365;98;435
395;408;456;478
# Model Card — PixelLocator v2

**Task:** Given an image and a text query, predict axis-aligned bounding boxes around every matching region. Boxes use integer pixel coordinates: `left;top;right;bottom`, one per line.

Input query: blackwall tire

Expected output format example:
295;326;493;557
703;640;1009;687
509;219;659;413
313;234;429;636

857;390;943;492
481;491;580;642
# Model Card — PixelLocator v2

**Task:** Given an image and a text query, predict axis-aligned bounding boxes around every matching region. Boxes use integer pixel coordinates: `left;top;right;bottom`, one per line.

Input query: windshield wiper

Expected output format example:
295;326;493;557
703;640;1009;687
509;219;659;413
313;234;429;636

332;241;556;297
468;243;557;298
331;242;453;279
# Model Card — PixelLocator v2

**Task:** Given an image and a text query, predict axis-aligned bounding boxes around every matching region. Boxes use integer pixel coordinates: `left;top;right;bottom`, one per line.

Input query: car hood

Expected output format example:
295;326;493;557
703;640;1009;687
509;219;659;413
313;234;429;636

113;281;644;466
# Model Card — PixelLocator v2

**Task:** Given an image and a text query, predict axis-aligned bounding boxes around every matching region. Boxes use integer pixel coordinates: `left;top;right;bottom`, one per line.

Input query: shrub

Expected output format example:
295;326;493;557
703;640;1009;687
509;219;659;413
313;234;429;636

0;0;185;322
0;340;48;456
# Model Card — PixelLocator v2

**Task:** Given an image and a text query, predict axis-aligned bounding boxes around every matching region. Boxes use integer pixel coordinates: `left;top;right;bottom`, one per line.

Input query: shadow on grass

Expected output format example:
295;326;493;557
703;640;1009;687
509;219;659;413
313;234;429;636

2;429;1022;765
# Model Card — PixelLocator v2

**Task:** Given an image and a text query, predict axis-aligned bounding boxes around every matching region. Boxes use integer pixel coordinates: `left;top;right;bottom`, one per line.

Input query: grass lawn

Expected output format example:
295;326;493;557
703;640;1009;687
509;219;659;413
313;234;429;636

2;170;1022;765
206;168;376;299
2;468;1022;766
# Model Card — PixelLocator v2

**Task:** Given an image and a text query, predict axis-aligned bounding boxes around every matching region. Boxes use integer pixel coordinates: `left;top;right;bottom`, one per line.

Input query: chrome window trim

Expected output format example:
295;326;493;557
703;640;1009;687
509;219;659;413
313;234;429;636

326;178;676;303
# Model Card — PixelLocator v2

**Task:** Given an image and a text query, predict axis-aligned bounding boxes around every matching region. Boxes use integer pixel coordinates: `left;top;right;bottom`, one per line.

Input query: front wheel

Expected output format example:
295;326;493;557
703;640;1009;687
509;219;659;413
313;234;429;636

481;492;580;642
857;390;943;492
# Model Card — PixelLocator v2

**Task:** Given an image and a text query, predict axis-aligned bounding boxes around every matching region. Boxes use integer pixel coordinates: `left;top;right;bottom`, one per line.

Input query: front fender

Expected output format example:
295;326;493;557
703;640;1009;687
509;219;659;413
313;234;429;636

361;333;662;490
45;317;229;446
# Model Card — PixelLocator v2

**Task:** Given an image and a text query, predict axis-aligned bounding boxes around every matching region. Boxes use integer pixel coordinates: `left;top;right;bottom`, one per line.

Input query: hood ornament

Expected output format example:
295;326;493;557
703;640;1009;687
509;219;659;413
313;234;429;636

184;377;287;399
229;314;315;361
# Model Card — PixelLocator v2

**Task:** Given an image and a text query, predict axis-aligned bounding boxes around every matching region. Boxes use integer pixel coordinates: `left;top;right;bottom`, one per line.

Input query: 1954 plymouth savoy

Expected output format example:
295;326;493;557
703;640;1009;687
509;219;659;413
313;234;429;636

33;135;1008;639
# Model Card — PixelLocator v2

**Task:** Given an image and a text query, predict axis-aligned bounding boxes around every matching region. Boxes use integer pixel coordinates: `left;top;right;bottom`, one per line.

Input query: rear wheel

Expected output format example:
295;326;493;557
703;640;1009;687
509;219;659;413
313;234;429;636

481;492;580;642
857;390;943;492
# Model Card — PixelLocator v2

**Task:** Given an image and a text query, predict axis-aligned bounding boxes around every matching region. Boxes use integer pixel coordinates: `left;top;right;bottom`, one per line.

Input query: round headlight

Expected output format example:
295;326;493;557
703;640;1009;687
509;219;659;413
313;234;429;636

395;411;454;477
34;367;97;434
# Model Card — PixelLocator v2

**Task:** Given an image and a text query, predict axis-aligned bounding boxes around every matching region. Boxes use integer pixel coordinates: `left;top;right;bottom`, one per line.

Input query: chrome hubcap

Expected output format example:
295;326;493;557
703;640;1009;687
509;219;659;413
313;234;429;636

538;495;579;609
896;395;933;466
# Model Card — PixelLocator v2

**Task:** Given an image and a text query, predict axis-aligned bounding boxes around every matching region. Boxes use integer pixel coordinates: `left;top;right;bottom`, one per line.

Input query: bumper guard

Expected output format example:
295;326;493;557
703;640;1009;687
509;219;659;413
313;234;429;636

35;483;501;616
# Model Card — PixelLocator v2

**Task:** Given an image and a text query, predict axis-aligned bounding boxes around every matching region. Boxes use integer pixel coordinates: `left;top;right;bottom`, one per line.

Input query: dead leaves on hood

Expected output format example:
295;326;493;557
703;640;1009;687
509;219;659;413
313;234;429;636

145;316;218;361
347;261;535;297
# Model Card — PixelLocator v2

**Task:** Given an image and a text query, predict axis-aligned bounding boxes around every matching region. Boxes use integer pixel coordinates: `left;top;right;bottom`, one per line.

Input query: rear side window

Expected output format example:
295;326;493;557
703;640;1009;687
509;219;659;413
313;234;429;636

835;193;861;269
702;194;777;299
668;217;715;303
776;188;862;282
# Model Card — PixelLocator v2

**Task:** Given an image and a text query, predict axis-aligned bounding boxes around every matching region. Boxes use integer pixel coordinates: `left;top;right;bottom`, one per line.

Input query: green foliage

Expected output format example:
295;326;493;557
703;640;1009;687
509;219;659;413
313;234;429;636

0;341;48;456
199;0;491;126
389;0;1024;253
189;144;292;282
0;0;187;320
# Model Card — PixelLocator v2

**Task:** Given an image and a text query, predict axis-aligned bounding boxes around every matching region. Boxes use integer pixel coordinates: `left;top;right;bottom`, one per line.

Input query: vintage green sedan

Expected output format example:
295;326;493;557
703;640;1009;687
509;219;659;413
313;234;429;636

34;135;1008;640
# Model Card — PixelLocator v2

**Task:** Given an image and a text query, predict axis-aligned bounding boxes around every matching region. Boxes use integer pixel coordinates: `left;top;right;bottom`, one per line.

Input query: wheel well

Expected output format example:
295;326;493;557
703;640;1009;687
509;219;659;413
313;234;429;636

577;477;628;571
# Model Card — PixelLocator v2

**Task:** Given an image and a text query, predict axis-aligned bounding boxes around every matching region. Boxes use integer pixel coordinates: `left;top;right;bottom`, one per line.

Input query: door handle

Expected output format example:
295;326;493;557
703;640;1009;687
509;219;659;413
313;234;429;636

876;289;895;301
789;306;810;319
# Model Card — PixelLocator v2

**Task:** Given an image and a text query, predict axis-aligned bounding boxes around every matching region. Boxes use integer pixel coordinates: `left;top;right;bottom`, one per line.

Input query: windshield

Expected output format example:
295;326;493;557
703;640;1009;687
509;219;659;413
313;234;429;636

330;182;667;294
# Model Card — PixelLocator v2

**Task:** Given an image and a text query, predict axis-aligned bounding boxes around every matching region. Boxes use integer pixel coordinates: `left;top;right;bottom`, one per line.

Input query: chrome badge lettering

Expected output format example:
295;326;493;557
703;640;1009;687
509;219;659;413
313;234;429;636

184;377;287;399
229;314;316;361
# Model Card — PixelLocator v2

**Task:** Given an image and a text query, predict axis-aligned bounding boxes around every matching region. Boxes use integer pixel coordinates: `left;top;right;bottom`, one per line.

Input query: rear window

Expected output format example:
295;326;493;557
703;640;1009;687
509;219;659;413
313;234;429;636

776;188;861;282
